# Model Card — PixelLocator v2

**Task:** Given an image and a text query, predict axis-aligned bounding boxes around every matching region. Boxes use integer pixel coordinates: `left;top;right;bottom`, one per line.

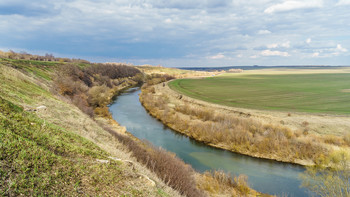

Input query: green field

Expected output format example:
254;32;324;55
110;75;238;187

169;72;350;114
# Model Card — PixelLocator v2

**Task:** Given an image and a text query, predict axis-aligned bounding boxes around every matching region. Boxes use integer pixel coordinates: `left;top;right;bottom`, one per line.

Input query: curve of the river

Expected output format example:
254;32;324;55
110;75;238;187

109;87;310;197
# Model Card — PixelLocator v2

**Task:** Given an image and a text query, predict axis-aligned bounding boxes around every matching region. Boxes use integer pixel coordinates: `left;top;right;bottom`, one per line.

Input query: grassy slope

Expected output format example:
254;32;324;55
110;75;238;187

169;72;350;114
0;59;175;196
0;97;124;196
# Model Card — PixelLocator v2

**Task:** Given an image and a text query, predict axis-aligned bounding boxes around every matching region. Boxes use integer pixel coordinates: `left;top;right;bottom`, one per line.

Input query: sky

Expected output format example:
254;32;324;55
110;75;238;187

0;0;349;67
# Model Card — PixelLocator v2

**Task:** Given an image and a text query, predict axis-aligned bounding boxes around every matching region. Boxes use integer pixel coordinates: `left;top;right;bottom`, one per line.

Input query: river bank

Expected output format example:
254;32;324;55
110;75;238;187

139;82;347;166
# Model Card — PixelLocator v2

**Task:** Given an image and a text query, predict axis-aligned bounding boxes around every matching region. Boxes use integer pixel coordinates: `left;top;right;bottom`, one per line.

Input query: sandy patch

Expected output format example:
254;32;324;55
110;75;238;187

341;89;350;93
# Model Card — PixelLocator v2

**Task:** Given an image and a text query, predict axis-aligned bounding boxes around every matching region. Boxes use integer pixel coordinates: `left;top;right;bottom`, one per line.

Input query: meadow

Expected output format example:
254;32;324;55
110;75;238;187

169;69;350;114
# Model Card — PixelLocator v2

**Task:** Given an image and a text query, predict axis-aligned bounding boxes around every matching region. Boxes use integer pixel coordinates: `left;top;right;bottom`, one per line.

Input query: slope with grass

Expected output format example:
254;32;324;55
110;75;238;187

0;58;182;196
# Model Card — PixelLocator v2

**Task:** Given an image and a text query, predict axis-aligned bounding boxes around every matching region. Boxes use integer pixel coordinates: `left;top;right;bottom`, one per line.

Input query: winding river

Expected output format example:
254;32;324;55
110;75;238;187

109;87;310;197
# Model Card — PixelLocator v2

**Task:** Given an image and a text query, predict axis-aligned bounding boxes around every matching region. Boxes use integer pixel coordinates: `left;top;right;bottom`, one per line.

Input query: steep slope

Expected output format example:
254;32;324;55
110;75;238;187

0;58;180;196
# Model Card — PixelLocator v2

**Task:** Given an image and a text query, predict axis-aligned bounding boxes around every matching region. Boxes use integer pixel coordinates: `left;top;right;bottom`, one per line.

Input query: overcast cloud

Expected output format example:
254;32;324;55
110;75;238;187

0;0;349;66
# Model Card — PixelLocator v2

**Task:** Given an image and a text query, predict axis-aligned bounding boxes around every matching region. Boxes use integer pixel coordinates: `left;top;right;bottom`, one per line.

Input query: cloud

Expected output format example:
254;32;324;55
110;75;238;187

267;41;290;49
261;50;290;57
312;52;319;57
257;30;271;35
264;0;323;14
306;38;312;44
149;0;233;9
336;0;350;6
0;0;349;66
336;44;348;52
208;53;225;59
0;1;59;16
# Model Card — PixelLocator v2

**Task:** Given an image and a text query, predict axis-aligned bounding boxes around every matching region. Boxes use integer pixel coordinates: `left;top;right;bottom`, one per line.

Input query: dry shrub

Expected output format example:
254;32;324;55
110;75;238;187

301;121;309;127
344;134;350;146
72;94;94;117
149;86;156;94
234;175;250;195
88;85;112;107
323;135;343;146
102;126;204;197
53;63;142;119
198;170;252;196
94;107;111;118
55;76;76;96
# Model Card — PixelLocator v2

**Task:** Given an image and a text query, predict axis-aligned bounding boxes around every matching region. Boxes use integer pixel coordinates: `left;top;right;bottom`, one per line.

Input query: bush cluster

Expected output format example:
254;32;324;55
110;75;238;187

197;170;252;196
54;63;141;117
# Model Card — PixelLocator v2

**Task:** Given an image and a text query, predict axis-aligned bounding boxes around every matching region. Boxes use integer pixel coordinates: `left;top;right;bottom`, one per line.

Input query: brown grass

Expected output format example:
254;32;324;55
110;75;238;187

139;84;350;165
102;125;205;197
196;170;254;196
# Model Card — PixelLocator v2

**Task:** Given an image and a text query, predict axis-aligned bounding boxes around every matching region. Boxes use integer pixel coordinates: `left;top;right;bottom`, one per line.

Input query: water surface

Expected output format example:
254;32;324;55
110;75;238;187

109;87;309;197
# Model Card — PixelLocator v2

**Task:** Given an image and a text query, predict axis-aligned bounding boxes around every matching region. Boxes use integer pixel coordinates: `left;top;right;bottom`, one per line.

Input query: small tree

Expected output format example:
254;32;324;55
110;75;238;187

301;150;350;197
87;85;111;107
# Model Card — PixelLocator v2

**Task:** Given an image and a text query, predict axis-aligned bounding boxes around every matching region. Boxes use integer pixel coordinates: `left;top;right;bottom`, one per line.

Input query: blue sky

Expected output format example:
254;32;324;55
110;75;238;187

0;0;349;67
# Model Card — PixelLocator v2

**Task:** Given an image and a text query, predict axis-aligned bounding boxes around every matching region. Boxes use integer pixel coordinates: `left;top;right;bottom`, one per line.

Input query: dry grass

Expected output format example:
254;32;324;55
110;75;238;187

140;83;350;165
196;170;267;197
136;65;222;79
102;125;205;197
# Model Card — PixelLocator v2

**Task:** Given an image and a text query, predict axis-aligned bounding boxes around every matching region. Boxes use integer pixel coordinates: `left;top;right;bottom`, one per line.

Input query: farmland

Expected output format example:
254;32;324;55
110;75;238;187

169;68;350;115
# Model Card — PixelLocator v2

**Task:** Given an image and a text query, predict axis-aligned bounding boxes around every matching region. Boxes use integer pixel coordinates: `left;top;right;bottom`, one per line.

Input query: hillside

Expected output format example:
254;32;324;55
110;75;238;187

0;57;181;196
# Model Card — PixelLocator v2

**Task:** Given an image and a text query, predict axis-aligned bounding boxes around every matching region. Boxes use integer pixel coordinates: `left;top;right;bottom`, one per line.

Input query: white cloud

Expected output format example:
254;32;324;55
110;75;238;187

257;29;271;35
336;0;350;6
264;0;323;14
306;38;312;44
267;43;279;49
281;41;290;48
267;41;290;49
261;50;290;57
336;44;348;52
250;55;258;59
164;18;172;23
312;52;319;57
237;54;243;58
208;53;225;59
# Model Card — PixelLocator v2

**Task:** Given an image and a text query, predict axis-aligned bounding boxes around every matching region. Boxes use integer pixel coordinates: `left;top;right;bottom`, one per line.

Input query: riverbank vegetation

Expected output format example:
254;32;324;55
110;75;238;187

301;149;350;197
140;81;350;165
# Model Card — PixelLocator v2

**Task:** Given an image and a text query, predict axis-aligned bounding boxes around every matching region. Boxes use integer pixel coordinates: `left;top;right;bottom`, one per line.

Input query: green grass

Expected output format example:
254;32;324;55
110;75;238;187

0;58;62;81
169;73;350;114
0;96;128;195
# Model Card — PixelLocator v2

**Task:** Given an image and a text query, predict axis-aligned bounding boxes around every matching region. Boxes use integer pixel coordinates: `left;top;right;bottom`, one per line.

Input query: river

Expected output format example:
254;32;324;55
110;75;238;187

109;87;310;197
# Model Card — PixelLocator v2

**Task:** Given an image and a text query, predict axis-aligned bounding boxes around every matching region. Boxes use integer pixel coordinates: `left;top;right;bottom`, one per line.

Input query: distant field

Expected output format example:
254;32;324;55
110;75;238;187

169;70;350;114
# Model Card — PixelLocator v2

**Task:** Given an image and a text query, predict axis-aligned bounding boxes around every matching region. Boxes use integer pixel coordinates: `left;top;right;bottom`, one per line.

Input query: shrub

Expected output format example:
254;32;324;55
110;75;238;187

88;85;112;108
101;126;205;197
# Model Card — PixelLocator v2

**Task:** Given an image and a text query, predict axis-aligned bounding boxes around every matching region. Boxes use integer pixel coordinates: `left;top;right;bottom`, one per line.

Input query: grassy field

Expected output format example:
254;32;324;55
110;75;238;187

169;69;350;114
